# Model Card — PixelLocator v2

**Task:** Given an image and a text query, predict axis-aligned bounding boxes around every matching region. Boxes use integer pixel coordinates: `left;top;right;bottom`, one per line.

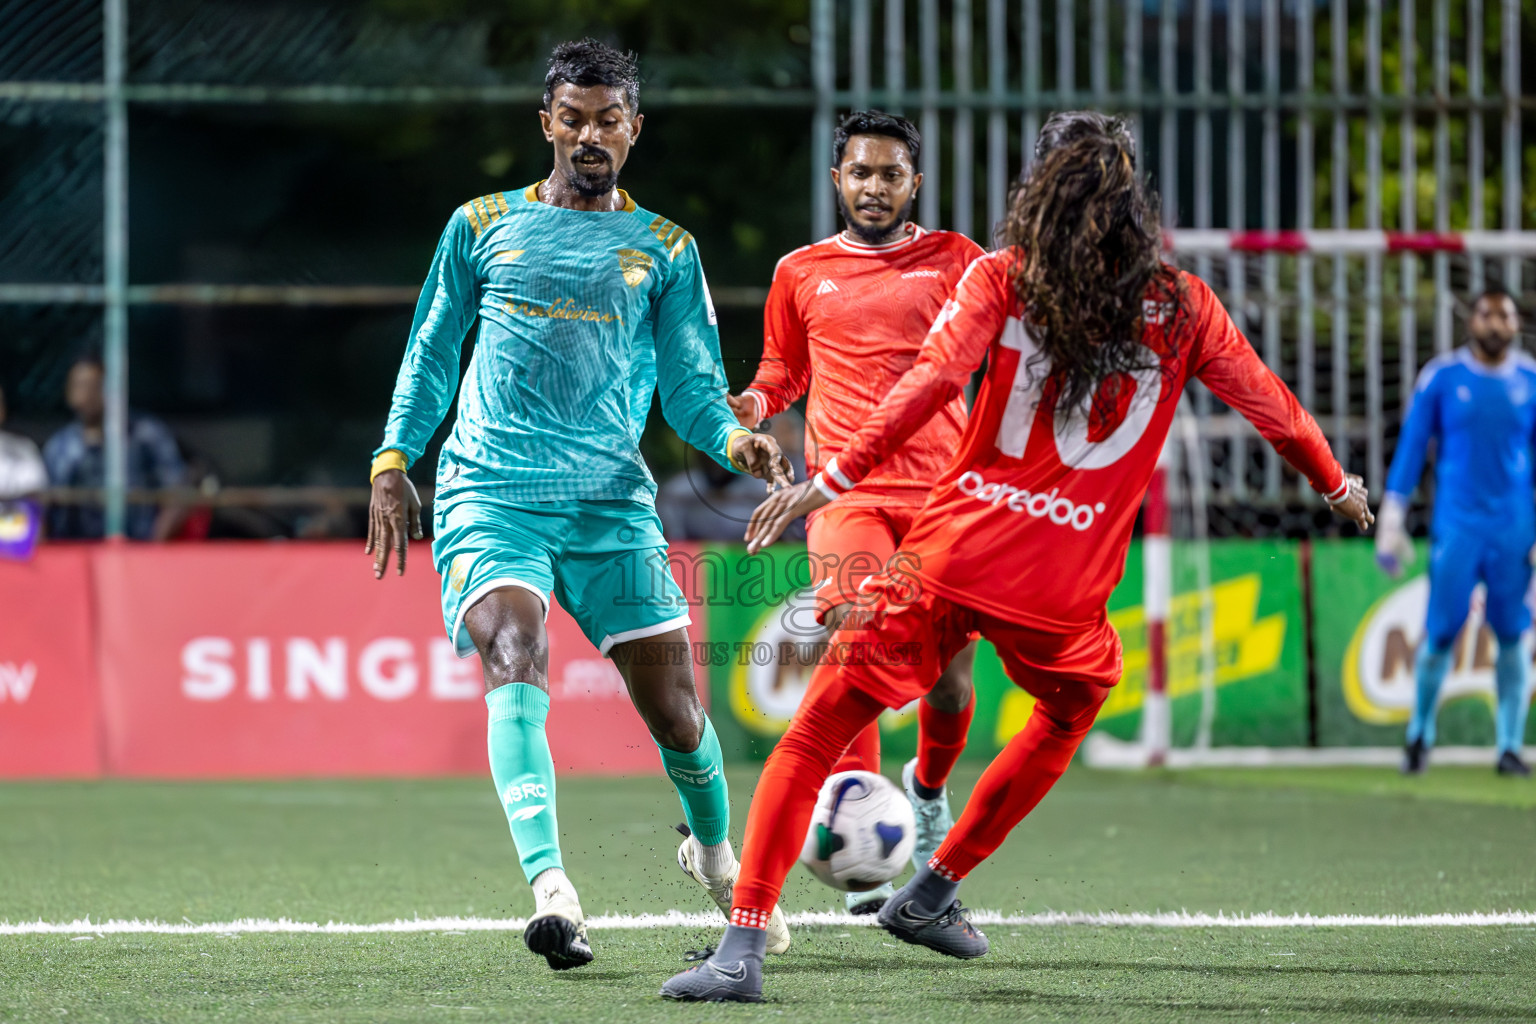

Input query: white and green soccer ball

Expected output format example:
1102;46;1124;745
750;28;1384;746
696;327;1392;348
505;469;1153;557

799;770;916;892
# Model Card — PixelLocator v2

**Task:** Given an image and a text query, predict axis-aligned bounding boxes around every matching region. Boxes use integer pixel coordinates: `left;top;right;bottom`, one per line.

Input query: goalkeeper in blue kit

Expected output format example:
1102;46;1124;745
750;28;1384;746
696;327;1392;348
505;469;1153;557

1377;288;1533;777
365;40;794;969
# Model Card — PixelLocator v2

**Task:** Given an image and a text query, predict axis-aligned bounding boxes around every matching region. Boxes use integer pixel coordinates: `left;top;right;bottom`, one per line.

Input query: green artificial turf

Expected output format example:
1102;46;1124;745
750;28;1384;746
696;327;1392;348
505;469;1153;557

2;765;1533;1022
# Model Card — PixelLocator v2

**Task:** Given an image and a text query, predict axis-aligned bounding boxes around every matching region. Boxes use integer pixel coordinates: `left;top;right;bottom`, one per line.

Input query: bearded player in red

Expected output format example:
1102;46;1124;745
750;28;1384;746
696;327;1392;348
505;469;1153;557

726;111;984;915
663;111;1374;1002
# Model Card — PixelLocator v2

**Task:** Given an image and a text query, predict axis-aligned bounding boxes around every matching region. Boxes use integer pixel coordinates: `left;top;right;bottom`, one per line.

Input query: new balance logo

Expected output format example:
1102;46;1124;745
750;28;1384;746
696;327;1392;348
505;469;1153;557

816;279;839;295
509;804;546;822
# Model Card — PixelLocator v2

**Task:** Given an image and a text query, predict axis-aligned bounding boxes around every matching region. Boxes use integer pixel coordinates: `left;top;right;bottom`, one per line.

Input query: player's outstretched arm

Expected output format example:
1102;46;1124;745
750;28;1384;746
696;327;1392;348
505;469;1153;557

365;463;423;578
744;256;1005;553
1187;276;1372;532
812;256;1002;493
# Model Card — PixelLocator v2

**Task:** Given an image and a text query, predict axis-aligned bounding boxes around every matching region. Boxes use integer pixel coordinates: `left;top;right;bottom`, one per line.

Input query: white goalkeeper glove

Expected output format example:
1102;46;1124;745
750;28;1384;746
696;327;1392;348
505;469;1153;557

1374;495;1414;578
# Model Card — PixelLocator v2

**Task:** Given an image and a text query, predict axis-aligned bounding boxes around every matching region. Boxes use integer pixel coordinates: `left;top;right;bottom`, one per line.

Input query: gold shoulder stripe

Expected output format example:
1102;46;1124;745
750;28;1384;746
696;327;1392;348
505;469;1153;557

462;201;484;234
462;192;512;237
649;215;692;257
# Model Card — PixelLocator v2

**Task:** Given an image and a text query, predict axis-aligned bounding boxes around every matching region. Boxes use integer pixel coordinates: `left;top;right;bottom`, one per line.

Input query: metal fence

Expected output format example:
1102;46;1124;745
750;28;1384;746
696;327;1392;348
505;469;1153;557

809;0;1535;511
3;0;1534;532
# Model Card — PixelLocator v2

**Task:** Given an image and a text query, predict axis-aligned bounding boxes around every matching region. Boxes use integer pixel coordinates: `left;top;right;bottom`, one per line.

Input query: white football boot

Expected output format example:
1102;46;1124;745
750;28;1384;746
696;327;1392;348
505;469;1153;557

523;868;594;970
675;825;791;955
902;757;955;872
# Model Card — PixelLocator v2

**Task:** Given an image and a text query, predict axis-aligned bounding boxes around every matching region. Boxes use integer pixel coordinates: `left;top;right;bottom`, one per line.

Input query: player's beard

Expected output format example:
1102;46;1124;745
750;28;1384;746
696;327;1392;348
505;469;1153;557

565;145;619;198
838;192;915;245
1473;329;1515;361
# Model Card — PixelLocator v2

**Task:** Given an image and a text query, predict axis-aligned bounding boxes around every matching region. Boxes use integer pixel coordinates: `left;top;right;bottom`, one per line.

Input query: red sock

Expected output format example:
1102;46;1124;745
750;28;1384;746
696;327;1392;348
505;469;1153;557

914;697;973;791
731;668;887;922
929;685;1107;879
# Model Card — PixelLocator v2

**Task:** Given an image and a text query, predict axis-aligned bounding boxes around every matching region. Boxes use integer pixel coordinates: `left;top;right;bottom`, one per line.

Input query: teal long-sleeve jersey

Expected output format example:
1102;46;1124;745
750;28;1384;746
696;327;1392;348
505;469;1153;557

377;183;746;506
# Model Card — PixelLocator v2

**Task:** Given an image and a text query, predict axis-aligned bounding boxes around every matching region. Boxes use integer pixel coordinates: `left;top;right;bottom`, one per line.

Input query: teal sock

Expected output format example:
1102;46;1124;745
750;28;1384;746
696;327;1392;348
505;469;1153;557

656;716;730;846
1408;641;1452;747
1494;639;1530;756
486;683;563;884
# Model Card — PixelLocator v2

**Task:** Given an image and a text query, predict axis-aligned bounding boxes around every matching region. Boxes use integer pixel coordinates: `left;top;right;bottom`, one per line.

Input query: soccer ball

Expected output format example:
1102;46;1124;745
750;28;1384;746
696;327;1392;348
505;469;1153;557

798;770;916;891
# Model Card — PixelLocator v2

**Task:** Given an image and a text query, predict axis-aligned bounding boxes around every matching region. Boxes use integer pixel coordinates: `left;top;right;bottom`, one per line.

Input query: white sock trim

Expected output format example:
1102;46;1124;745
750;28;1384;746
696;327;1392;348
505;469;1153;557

694;837;737;884
531;867;576;912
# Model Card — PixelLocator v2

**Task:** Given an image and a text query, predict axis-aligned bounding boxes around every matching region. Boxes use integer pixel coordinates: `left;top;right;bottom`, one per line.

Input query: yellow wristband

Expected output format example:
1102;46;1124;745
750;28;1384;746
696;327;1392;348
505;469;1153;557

370;449;409;483
725;427;753;471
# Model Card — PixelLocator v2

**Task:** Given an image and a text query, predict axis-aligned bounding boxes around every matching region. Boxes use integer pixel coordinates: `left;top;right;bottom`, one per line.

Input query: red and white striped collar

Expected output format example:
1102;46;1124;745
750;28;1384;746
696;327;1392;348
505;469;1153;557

833;222;925;254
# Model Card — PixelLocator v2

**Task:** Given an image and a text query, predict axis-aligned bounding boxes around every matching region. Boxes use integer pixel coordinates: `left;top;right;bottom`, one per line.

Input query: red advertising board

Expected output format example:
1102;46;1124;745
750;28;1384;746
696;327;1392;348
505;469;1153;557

0;547;102;777
87;542;705;778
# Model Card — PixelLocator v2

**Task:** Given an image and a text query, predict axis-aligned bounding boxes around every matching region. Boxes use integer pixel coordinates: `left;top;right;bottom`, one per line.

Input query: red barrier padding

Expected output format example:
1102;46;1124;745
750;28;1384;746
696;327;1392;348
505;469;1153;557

1385;231;1467;253
0;547;102;777
84;542;703;778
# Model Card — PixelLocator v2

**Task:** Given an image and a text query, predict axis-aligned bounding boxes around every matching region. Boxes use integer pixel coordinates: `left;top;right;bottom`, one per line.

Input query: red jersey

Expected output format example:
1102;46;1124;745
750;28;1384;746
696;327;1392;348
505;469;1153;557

814;250;1348;631
745;224;984;507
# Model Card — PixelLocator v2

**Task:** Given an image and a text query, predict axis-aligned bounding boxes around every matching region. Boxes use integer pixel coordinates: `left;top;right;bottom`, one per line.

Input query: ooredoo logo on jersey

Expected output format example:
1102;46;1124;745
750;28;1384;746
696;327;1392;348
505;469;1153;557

954;470;1106;531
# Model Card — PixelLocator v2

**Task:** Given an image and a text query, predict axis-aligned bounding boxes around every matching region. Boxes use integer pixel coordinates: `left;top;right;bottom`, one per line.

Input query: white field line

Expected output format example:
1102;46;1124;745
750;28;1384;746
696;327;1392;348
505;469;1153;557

3;909;1534;936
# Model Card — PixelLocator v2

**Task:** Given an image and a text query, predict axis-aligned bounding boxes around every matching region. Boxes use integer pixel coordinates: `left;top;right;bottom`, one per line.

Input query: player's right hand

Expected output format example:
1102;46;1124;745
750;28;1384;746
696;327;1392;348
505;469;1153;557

726;392;763;429
366;469;424;579
1372;493;1413;578
1326;472;1374;534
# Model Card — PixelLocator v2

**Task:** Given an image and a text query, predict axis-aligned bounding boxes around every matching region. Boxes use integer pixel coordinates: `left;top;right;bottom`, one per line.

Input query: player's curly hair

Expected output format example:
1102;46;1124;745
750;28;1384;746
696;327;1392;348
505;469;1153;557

833;110;921;167
544;38;641;113
999;111;1182;420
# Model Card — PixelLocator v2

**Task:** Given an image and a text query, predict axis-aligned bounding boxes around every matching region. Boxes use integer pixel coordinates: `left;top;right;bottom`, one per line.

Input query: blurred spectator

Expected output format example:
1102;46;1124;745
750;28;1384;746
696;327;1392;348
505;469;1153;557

0;381;47;559
657;407;808;543
43;354;187;541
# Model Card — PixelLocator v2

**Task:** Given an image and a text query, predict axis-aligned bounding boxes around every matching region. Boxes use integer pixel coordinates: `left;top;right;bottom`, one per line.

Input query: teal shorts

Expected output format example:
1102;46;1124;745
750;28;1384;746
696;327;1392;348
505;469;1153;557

432;497;691;658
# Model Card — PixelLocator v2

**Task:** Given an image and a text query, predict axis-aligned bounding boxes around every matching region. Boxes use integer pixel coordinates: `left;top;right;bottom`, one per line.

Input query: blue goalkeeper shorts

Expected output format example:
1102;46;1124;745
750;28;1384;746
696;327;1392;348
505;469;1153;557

1424;527;1534;648
432;497;691;658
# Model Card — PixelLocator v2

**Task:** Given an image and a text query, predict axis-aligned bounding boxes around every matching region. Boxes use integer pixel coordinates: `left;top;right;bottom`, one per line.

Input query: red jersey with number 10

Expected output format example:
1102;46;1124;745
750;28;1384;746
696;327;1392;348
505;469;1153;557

814;249;1348;632
745;224;985;507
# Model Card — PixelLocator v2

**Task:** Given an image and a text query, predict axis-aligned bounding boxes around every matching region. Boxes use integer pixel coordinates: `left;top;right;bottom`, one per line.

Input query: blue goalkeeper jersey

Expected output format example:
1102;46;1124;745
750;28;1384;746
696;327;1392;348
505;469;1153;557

378;182;744;506
1385;346;1536;538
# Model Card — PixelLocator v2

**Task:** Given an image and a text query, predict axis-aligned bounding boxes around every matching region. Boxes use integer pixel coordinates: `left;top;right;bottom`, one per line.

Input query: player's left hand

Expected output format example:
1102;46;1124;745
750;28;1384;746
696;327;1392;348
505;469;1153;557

731;432;795;492
746;479;829;554
1328;473;1374;533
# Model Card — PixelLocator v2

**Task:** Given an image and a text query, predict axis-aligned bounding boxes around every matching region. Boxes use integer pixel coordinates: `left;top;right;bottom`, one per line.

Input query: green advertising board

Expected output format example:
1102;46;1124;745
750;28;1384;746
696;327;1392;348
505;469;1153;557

1311;539;1535;747
700;539;1308;761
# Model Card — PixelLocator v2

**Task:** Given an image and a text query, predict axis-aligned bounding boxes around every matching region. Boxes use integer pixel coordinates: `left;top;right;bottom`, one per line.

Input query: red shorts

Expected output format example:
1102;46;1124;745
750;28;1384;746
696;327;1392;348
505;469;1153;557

822;576;1123;715
805;503;921;623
